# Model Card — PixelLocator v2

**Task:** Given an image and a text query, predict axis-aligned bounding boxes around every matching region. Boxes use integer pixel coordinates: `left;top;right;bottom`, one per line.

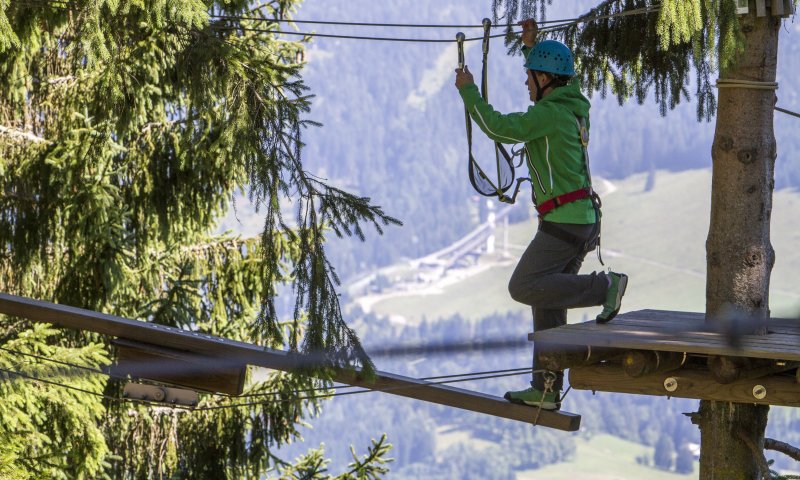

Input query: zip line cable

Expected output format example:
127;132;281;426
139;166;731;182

25;0;662;43
206;5;662;43
19;0;800;121
0;344;108;376
234;366;533;399
192;369;534;412
0;343;530;386
205;12;614;29
0;341;532;401
0;358;533;412
0;366;193;410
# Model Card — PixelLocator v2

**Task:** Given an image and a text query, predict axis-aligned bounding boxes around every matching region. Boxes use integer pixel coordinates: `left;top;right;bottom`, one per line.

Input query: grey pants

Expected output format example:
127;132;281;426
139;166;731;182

508;222;608;392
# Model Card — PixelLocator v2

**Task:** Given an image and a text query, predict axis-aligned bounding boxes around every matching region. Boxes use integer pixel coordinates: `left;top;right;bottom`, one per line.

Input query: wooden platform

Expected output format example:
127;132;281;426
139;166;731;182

532;309;800;362
533;309;800;407
0;293;580;431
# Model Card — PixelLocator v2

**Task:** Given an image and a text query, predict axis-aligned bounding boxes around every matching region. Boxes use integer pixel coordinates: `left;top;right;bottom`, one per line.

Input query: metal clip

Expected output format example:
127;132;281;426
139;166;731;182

481;18;492;55
456;32;466;69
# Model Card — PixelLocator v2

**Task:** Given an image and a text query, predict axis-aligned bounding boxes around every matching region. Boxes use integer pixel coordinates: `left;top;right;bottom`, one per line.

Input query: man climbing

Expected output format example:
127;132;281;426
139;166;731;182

453;19;627;410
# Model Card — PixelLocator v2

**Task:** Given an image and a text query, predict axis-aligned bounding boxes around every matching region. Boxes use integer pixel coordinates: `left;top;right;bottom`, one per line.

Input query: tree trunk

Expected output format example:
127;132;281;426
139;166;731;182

700;7;780;479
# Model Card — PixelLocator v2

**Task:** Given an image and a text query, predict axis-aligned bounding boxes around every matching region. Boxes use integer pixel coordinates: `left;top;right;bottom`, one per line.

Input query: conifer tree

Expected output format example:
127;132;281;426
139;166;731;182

0;0;396;477
492;0;797;478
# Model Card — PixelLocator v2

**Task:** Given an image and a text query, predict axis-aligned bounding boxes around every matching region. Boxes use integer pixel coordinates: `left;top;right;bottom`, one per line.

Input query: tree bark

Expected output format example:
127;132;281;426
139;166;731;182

701;7;780;480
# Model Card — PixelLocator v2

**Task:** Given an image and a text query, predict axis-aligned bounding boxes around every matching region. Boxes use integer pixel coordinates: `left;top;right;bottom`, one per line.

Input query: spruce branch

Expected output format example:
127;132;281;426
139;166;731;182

738;429;773;480
765;438;800;462
492;0;745;120
338;434;393;480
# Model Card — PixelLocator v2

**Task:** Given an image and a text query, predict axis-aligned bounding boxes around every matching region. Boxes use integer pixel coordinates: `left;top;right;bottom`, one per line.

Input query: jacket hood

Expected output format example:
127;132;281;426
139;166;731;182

541;79;590;117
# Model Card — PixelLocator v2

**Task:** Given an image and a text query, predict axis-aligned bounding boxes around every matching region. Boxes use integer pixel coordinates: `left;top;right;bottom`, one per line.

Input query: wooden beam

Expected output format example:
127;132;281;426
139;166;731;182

0;293;580;431
570;364;800;407
622;350;685;378
112;338;247;396
708;355;798;384
527;336;623;371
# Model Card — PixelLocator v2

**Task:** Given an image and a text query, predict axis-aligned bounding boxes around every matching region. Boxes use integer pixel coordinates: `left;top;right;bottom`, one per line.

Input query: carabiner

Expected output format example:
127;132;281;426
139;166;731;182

456;32;466;69
481;18;492;55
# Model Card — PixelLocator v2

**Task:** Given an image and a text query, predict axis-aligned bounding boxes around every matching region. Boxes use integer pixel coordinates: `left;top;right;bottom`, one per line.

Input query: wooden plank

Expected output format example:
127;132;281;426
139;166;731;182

534;310;800;362
0;293;580;431
340;371;581;431
543;323;800;350
570;364;800;407
613;310;799;335
537;327;800;361
772;0;786;15
113;338;247;395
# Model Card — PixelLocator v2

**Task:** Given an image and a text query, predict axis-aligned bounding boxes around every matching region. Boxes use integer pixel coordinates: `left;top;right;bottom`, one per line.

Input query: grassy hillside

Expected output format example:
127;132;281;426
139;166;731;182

522;434;696;480
359;169;800;323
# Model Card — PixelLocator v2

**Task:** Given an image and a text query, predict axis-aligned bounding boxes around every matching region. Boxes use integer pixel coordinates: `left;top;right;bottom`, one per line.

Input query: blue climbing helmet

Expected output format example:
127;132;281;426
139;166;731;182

524;40;575;77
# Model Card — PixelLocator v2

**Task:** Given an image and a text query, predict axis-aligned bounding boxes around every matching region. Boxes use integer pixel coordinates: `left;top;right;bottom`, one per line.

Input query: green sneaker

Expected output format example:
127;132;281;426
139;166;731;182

596;272;628;324
504;387;560;410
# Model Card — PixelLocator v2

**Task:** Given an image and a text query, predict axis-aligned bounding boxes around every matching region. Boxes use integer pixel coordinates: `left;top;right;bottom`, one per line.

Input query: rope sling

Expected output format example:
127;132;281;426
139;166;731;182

457;19;530;205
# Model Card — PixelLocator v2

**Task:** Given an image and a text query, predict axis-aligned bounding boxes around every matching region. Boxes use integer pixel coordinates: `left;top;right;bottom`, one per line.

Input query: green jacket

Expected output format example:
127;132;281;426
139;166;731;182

458;68;595;224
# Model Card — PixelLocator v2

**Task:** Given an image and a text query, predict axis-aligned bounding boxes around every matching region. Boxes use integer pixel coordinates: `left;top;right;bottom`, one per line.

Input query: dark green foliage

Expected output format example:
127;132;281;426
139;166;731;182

0;324;109;479
277;435;393;479
491;0;754;120
0;0;395;477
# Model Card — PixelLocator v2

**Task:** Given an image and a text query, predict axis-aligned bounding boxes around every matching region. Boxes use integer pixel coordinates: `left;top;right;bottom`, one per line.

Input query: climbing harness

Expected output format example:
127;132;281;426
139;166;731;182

536;116;604;263
457;19;530;204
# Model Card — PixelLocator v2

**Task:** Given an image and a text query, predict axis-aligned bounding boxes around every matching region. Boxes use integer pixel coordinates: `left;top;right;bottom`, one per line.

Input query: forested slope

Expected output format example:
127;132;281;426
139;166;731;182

290;0;800;281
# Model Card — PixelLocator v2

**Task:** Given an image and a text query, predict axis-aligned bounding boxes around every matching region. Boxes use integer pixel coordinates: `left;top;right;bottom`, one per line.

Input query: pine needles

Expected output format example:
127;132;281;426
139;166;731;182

491;0;752;120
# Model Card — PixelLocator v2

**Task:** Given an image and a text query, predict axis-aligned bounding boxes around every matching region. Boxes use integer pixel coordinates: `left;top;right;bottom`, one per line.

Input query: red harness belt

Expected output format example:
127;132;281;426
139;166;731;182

535;187;592;216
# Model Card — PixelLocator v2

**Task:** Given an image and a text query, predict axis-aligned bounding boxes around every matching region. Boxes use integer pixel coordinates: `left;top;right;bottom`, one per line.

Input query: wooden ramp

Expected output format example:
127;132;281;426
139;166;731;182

0;293;579;431
533;310;800;407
